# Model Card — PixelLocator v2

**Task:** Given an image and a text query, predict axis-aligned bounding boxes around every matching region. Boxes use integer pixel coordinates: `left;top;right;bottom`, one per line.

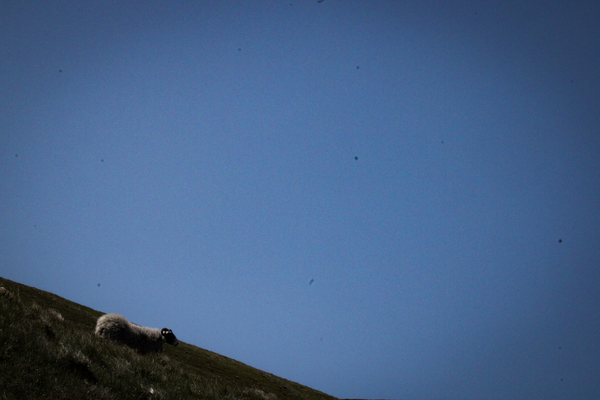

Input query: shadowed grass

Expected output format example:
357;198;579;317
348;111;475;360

0;276;339;400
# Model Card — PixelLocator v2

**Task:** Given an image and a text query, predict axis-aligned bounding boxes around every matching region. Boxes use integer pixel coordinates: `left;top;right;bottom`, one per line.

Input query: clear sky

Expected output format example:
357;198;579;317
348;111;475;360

2;1;599;399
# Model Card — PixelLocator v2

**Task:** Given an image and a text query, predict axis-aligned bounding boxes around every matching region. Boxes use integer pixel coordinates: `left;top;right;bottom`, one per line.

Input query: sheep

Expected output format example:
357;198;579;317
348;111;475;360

95;313;179;353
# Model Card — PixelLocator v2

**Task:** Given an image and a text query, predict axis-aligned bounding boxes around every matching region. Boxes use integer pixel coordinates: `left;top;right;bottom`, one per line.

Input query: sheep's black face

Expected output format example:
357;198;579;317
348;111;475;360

161;328;179;346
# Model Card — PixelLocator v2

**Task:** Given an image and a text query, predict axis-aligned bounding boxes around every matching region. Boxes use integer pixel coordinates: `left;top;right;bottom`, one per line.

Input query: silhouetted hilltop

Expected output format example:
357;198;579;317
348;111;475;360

0;275;339;400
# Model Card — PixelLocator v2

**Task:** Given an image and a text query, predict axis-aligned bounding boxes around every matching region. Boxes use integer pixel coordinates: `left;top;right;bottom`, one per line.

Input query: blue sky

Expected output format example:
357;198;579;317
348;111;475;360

2;1;599;399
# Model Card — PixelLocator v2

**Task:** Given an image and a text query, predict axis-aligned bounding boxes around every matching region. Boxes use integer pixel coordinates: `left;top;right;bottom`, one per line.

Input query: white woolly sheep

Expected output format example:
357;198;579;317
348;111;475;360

95;313;179;354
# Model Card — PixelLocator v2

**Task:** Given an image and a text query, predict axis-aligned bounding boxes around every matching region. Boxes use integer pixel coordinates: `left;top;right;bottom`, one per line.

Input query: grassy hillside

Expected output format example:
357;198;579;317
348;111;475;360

0;276;340;400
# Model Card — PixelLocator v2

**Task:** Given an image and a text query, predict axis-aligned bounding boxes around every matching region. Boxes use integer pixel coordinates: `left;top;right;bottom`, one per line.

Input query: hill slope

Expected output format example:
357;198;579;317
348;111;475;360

0;276;339;400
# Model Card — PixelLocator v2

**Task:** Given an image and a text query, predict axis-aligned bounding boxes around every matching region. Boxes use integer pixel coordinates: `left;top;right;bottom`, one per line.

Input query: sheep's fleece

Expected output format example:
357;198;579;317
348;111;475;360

95;313;178;353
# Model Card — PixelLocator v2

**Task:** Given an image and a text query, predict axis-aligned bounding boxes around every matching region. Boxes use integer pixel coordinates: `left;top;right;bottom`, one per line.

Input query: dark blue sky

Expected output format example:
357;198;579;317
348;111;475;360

2;1;599;399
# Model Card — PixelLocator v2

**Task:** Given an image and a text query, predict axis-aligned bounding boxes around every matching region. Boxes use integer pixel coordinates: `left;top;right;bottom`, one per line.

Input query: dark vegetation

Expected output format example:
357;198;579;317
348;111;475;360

0;276;339;400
